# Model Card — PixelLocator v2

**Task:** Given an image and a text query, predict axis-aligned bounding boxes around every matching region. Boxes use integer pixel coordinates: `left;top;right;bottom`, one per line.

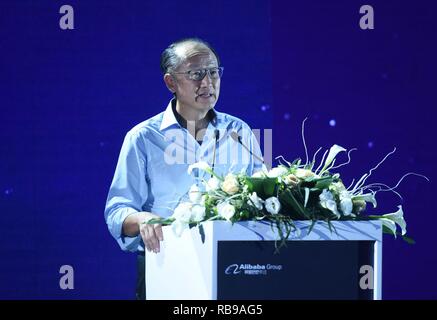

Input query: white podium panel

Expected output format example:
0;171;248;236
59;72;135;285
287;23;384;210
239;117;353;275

146;220;382;300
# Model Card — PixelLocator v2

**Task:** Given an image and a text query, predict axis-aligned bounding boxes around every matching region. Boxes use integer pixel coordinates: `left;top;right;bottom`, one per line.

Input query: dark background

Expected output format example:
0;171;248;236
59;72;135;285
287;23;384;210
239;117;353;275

217;241;374;300
0;0;435;299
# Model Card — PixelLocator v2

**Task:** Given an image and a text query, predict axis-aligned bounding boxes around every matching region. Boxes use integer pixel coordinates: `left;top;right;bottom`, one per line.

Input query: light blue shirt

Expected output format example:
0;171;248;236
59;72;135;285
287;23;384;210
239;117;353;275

104;99;265;252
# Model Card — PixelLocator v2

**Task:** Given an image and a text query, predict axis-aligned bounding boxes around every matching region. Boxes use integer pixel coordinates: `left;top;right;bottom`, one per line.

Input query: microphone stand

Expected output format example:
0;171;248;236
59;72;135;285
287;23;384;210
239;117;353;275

211;129;220;177
230;131;265;164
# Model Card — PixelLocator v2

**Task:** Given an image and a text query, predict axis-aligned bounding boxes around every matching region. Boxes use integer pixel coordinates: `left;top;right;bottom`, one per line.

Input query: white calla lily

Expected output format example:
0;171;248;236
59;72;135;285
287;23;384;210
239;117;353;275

382;205;406;236
380;218;397;237
304;187;310;208
339;190;353;216
248;192;264;210
321;144;346;172
353;192;377;208
187;161;212;175
319;189;340;217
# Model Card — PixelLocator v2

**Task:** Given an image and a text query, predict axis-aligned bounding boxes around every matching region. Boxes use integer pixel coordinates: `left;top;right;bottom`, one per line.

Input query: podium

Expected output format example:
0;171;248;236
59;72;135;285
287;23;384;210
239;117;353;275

146;220;382;300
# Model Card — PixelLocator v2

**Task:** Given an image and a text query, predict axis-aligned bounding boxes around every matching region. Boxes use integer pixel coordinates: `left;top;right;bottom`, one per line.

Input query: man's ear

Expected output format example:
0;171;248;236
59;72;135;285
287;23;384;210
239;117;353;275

164;73;177;94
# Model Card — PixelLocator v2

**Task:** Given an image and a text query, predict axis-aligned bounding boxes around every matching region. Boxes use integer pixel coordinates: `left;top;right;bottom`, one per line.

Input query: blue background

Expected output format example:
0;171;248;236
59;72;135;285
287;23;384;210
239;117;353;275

0;0;435;299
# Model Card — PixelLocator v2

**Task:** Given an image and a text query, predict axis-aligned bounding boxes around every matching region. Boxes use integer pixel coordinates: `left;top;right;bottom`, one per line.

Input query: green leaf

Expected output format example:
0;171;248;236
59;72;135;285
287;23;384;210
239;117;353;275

279;190;310;219
382;226;415;244
314;177;333;189
245;177;278;198
307;220;317;235
146;218;173;225
382;224;396;236
327;220;333;233
239;210;250;220
198;224;206;243
245;177;263;194
244;178;254;192
401;234;416;245
263;178;278;197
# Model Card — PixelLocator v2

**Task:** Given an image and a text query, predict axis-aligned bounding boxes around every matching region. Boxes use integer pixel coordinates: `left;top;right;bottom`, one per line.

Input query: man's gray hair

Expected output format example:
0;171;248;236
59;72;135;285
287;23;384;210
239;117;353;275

160;38;221;75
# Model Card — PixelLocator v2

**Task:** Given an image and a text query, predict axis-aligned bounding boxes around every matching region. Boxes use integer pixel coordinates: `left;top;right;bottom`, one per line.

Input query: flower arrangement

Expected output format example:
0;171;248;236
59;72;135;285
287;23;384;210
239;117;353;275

147;123;428;249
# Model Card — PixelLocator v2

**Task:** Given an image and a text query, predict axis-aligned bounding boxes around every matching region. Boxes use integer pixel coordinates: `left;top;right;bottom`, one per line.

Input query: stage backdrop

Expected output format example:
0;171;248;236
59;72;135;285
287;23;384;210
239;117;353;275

0;0;435;299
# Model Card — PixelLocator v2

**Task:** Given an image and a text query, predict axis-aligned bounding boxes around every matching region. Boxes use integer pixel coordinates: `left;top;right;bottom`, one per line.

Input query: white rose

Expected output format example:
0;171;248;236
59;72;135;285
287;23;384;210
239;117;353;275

267;166;288;178
191;204;206;222
200;195;207;206
221;174;240;194
265;197;281;215
295;168;316;179
172;202;193;223
252;170;267;178
189;184;203;204
248;192;264;210
217;202;236;221
283;174;299;186
171;220;189;237
205;176;221;191
330;181;346;193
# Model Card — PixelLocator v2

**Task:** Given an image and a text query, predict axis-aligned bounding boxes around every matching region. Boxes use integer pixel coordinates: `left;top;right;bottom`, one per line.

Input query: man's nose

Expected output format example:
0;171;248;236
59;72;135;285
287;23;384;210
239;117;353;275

200;71;213;87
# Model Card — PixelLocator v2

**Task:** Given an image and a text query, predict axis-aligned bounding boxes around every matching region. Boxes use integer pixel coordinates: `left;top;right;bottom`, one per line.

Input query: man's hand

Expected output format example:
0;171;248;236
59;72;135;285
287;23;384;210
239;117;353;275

139;213;164;253
122;212;164;253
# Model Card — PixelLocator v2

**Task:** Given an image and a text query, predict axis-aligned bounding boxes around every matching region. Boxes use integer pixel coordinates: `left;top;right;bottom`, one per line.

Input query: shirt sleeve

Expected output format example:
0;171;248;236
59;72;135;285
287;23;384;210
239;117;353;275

104;129;148;252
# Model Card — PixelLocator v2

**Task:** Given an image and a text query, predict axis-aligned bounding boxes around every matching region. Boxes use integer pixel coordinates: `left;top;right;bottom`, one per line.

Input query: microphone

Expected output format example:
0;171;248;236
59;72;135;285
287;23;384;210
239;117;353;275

230;131;265;164
211;129;220;177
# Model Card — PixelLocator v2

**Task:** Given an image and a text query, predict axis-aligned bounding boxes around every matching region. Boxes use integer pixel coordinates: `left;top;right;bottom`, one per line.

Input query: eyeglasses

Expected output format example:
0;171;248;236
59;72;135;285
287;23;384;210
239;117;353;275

172;67;224;81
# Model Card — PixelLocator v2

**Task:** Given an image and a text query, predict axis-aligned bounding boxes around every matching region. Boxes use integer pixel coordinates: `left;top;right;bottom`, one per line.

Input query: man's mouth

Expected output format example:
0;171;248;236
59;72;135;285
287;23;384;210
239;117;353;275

196;93;215;100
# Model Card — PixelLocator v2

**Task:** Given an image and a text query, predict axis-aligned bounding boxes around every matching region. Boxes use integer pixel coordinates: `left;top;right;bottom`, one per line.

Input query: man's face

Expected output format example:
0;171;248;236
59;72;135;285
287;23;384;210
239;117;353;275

170;45;221;114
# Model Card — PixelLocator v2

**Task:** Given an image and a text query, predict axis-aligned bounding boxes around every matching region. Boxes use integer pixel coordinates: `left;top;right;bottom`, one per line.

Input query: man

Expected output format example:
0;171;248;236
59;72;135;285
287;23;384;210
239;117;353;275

104;38;265;299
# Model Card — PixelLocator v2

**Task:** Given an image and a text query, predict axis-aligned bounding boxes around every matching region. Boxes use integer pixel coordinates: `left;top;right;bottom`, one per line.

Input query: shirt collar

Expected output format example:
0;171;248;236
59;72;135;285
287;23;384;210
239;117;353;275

159;98;219;131
160;99;179;131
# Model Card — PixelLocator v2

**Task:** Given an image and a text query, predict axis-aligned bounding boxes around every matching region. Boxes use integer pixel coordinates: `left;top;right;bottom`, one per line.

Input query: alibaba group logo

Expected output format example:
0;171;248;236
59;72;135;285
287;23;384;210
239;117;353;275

225;264;241;275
